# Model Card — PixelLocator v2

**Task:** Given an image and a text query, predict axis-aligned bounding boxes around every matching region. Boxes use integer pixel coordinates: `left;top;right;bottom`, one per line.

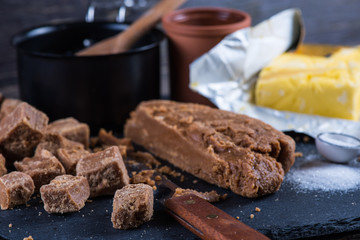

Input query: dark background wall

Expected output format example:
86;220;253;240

1;0;360;96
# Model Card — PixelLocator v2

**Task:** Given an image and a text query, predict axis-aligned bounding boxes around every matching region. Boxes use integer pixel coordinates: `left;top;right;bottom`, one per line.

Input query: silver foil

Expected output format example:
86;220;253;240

189;8;360;138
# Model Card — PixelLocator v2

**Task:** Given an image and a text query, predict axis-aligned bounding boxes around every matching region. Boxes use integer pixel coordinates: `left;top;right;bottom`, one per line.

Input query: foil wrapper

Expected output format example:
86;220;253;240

190;8;360;138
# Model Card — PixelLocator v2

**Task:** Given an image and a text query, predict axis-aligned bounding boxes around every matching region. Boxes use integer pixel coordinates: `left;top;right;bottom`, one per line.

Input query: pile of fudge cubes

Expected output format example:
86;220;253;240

0;97;153;229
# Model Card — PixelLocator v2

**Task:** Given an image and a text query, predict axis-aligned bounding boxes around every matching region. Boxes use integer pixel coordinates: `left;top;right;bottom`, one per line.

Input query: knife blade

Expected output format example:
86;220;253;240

126;161;270;240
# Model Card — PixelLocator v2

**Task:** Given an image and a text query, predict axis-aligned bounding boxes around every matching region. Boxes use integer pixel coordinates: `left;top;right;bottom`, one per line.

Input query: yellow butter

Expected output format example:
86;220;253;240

255;49;360;120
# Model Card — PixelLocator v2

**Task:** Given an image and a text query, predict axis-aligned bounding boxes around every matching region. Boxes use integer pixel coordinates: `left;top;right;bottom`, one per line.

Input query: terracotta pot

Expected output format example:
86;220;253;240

162;7;251;105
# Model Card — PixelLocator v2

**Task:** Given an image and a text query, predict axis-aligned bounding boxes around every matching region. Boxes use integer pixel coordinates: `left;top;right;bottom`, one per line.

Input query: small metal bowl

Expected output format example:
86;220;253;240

316;132;360;163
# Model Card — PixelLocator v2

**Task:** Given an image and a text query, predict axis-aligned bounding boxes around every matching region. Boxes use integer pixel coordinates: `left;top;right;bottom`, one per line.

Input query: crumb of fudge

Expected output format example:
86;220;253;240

126;151;161;168
156;166;181;178
23;236;34;240
236;216;240;220
154;175;162;181
40;175;90;214
173;188;222;203
14;149;65;192
255;207;261;212
111;183;153;229
0;171;35;210
57;147;91;175
130;170;155;186
180;175;184;182
0;153;7;176
0;102;48;161
303;136;310;142
250;214;255;219
46;117;90;148
192;180;198;184
98;128;134;152
8;223;12;228
220;193;228;201
76;146;129;197
294;152;303;158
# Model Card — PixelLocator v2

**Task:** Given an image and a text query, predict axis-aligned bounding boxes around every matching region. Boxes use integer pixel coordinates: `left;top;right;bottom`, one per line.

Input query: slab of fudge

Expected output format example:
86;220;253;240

35;133;84;158
46;117;90;148
0;102;48;161
124;100;296;198
14;149;66;192
57;147;91;175
0;153;7;176
0;171;34;210
111;183;153;229
40;175;90;214
0;98;22;121
76;146;129;198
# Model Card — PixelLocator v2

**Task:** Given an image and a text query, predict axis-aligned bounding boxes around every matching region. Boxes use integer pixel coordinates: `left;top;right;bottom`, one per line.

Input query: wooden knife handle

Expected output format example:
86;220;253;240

164;194;270;240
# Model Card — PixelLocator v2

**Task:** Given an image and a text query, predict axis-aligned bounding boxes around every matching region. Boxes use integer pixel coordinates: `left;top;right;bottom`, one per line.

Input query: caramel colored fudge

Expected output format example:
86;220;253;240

57;147;91;175
0;102;48;160
46;117;90;148
0;171;34;210
0;98;22;120
14;149;66;191
35;133;84;158
124;100;296;198
76;146;129;197
40;175;90;214
0;154;7;176
111;184;153;229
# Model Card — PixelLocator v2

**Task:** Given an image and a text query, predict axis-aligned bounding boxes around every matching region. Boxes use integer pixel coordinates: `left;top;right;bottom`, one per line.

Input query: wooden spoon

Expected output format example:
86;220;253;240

76;0;187;56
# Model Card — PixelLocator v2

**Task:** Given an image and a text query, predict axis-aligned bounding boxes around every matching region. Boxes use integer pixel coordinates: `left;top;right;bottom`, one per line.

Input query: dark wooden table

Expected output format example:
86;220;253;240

1;0;360;239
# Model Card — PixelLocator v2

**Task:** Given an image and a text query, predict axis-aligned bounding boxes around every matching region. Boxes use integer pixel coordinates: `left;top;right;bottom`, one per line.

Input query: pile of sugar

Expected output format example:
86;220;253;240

286;154;360;192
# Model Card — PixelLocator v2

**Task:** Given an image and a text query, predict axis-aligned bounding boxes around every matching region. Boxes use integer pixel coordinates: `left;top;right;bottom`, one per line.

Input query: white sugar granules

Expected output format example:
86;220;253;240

286;156;360;192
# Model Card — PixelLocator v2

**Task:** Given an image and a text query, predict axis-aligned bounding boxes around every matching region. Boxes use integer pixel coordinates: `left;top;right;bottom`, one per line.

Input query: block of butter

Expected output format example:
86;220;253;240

255;47;360;120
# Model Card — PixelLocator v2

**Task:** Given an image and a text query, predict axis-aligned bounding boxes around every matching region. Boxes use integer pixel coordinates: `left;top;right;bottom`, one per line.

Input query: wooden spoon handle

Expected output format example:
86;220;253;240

165;194;270;240
77;0;186;56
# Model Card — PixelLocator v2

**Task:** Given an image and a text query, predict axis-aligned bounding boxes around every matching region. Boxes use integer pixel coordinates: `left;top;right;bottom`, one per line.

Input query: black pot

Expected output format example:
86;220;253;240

12;21;164;134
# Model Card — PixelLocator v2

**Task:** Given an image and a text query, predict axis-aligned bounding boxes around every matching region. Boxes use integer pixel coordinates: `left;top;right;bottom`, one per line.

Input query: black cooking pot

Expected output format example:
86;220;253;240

12;21;164;134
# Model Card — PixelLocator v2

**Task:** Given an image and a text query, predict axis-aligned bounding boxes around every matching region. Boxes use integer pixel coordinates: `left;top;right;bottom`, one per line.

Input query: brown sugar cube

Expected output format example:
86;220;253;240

0;102;48;160
76;146;129;198
111;184;153;229
0;154;7;176
46;117;90;148
40;175;90;214
14;149;65;191
0;98;22;120
0;171;34;210
57;147;91;175
35;133;84;158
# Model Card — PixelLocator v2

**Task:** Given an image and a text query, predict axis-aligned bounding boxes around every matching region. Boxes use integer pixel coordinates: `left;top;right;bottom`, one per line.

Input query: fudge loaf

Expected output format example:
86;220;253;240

0;154;7;176
124;100;296;198
111;183;153;229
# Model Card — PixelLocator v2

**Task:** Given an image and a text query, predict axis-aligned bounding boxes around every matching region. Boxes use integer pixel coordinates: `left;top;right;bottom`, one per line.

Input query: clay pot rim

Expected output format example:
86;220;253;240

162;7;251;37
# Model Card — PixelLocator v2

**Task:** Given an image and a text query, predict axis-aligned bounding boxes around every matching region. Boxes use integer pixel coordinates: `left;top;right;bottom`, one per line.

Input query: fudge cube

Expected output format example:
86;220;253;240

0;98;22;120
57;147;91;175
46;117;90;148
14;149;65;191
0;102;48;160
35;133;84;158
76;146;129;197
0;153;7;176
40;175;90;214
0;171;34;210
111;183;153;229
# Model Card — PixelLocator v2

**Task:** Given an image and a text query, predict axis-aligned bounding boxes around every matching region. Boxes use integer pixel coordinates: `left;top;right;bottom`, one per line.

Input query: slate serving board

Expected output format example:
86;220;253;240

0;133;359;240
